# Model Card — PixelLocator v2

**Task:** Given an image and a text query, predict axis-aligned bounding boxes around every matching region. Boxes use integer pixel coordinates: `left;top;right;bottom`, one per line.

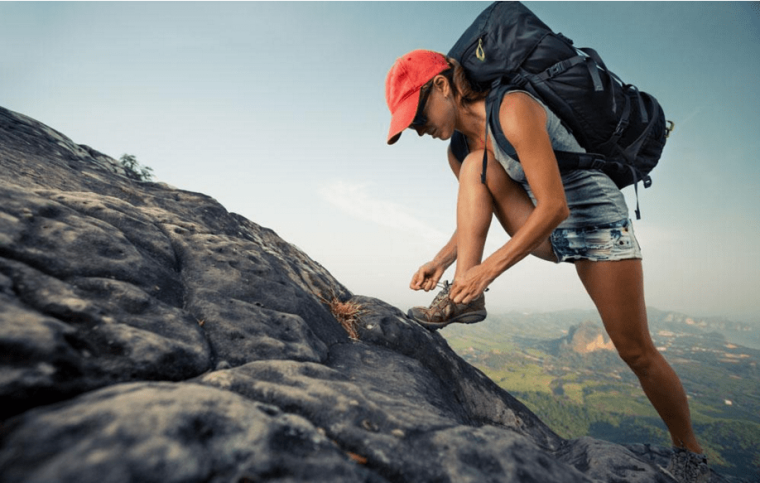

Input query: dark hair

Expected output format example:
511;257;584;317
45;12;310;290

440;57;488;106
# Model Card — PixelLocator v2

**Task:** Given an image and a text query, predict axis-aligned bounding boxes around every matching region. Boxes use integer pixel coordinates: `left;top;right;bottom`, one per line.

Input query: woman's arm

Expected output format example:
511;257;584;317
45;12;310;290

491;92;569;268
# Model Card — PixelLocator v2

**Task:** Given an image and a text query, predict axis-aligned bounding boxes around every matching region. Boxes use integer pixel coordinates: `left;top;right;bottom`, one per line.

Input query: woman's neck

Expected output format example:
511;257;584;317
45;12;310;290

455;99;488;149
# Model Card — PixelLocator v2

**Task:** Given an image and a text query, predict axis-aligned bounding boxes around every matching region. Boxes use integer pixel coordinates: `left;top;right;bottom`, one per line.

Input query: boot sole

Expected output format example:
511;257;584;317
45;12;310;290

408;309;487;331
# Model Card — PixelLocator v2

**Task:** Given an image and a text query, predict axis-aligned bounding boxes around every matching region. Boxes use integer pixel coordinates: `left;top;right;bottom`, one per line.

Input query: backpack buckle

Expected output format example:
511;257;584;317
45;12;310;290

576;154;606;170
547;62;565;78
510;73;527;87
613;117;630;138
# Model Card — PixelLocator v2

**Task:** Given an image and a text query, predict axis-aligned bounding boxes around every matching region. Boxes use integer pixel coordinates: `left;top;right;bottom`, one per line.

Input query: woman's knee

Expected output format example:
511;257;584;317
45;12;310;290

459;151;489;182
460;151;517;191
614;338;660;375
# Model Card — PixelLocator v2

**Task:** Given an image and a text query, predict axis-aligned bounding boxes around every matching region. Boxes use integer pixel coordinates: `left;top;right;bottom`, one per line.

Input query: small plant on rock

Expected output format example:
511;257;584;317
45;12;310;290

321;295;364;340
118;154;154;182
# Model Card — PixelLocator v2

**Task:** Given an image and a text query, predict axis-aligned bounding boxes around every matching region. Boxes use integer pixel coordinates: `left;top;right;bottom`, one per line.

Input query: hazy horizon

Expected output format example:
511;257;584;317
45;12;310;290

2;2;758;323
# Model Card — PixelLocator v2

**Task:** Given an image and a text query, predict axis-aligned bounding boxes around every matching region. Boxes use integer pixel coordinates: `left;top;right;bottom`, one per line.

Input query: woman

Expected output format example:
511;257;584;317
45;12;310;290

385;49;709;483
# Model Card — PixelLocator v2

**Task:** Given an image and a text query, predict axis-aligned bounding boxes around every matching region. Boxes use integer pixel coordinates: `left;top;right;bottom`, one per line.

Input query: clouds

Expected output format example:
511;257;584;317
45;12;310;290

319;180;449;247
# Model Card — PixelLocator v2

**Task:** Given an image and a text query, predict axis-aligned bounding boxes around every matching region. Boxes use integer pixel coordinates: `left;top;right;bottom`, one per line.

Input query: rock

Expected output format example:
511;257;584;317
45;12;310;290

566;321;615;354
555;438;672;483
1;105;729;482
0;382;376;483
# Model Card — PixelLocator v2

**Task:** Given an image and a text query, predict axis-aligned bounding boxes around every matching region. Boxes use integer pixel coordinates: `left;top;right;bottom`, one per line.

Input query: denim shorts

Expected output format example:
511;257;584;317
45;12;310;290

550;219;642;263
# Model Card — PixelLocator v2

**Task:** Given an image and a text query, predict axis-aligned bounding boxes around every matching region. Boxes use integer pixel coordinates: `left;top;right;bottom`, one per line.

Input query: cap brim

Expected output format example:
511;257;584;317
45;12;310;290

387;89;421;145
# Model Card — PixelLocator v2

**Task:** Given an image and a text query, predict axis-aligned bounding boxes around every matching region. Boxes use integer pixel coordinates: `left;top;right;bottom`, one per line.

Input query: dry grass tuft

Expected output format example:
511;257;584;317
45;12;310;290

321;295;364;340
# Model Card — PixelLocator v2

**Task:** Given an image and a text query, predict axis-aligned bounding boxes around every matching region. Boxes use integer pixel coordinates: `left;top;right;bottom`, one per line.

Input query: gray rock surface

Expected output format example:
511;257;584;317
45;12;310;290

0;105;730;482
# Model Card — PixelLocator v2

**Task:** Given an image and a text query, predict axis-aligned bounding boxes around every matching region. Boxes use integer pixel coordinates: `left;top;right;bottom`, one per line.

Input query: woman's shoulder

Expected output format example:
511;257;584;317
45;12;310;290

496;88;584;154
499;90;544;114
496;90;548;141
499;89;548;119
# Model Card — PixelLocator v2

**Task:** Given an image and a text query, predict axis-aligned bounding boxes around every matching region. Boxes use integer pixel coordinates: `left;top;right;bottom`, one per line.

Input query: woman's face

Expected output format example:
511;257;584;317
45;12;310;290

409;77;456;141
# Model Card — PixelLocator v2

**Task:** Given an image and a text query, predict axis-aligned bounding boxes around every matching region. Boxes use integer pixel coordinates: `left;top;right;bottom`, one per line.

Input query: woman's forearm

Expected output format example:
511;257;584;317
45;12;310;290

432;229;458;269
487;200;567;276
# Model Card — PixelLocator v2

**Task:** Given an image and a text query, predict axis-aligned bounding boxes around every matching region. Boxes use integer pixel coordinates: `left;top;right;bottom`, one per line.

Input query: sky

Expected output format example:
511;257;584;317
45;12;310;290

2;2;759;323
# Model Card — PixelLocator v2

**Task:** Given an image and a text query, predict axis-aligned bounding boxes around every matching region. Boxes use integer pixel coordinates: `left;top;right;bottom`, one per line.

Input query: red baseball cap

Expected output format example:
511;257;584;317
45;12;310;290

385;50;450;145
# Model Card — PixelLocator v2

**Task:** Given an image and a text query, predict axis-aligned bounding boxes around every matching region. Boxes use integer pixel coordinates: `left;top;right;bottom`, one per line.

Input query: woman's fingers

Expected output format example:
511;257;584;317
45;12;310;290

424;277;436;291
450;265;490;304
411;262;442;291
411;267;431;290
410;272;423;290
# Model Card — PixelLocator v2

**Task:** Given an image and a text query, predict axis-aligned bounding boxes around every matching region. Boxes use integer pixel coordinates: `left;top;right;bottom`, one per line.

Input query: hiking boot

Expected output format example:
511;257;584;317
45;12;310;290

407;281;487;330
664;448;710;483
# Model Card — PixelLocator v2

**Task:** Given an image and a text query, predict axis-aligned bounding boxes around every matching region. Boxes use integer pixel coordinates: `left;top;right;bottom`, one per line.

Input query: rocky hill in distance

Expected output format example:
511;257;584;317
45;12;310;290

543;320;616;355
566;322;615;354
0;105;743;482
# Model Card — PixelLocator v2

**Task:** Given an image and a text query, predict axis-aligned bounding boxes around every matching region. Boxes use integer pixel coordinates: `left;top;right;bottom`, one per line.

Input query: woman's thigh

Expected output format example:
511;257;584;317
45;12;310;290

575;259;655;358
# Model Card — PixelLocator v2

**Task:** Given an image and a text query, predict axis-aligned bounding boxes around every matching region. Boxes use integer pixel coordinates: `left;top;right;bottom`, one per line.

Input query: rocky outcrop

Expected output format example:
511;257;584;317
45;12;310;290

566;321;616;354
0;106;729;482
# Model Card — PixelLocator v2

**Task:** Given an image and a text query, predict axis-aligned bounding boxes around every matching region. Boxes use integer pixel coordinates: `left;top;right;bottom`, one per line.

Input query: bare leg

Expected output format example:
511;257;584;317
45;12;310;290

454;151;555;281
575;259;703;453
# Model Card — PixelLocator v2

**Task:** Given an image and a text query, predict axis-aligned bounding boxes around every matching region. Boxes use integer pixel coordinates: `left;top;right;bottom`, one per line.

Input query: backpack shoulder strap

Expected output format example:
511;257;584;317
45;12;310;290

485;82;516;159
450;130;470;163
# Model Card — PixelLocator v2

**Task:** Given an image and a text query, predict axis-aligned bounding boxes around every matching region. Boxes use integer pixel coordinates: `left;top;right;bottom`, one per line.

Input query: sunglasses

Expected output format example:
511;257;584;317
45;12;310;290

410;83;432;129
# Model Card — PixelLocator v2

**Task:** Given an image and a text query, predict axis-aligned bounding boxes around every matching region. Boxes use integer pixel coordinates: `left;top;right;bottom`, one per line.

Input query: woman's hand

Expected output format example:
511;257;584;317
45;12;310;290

449;263;495;304
410;261;446;292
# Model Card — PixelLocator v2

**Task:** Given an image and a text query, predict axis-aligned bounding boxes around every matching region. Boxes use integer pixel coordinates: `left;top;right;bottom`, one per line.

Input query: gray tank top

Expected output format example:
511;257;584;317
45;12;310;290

489;91;629;229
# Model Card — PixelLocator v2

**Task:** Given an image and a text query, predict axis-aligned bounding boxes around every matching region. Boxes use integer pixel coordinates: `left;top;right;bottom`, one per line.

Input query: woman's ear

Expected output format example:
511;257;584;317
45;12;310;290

433;75;450;97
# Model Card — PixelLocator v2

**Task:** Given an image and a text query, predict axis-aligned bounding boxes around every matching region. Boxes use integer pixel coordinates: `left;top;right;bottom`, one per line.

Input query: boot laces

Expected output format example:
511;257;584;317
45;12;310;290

429;281;488;309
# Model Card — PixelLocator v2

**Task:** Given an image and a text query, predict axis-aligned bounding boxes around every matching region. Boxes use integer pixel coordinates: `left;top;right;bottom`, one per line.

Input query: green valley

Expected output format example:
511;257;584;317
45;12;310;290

442;309;760;481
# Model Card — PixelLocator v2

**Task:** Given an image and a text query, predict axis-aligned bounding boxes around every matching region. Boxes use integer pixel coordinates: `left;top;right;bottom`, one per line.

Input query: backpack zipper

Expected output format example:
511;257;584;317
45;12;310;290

475;2;498;62
476;37;486;61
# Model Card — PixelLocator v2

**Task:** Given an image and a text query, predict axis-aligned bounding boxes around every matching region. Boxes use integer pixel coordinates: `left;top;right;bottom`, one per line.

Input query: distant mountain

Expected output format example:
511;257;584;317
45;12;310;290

485;307;760;351
647;309;760;350
564;321;615;354
530;320;616;356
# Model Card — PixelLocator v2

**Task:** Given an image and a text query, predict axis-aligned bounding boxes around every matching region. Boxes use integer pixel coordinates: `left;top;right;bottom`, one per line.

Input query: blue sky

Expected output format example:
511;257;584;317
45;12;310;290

2;2;759;322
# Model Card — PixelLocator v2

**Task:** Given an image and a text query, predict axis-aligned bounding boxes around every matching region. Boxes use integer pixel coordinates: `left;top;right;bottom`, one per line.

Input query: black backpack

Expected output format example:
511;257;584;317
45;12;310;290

447;1;672;218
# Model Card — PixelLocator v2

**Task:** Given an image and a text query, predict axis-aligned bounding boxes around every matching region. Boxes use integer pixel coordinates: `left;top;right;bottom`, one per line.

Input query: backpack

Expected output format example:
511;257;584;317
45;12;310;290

447;1;672;219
